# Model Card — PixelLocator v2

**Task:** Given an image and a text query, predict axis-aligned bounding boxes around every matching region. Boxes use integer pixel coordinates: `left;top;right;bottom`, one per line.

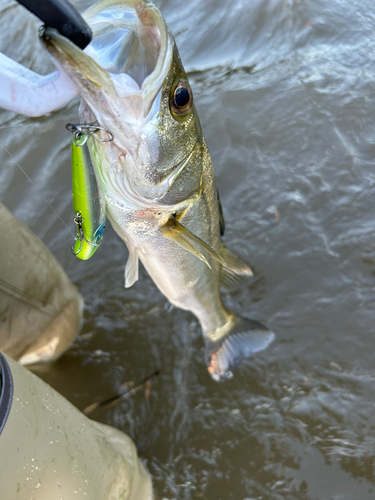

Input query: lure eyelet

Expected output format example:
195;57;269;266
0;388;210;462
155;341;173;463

73;132;88;147
170;79;193;117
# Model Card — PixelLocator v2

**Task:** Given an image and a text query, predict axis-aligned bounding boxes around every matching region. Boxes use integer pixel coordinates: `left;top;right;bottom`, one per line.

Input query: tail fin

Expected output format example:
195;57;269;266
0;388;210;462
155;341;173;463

205;314;274;382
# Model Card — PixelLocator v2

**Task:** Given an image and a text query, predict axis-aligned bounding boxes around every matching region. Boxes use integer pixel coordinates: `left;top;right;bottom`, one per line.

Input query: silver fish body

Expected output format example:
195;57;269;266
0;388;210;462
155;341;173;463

42;0;274;380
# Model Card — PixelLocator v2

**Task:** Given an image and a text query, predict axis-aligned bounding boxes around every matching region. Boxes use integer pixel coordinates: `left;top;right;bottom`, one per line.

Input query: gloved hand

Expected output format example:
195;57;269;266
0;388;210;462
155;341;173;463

0;0;92;117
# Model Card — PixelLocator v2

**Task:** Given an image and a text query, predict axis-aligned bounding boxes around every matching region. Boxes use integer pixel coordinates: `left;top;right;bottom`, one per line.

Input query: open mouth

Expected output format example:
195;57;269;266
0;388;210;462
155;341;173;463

41;0;172;123
84;1;163;87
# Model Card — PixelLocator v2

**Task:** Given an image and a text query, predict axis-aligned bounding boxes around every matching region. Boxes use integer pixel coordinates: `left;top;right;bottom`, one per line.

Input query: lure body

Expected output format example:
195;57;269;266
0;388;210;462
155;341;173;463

71;134;105;260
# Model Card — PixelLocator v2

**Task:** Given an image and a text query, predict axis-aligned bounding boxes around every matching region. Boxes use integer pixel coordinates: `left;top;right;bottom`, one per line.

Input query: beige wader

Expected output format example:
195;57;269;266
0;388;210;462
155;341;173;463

0;353;153;499
0;203;83;364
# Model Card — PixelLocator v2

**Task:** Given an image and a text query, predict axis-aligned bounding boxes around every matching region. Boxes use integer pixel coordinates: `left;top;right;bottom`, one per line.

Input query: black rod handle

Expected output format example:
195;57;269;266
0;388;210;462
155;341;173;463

15;0;92;49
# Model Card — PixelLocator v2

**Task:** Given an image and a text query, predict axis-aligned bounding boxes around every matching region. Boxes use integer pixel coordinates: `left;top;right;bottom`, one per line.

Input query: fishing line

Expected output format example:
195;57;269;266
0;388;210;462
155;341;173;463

83;370;160;415
2;144;75;238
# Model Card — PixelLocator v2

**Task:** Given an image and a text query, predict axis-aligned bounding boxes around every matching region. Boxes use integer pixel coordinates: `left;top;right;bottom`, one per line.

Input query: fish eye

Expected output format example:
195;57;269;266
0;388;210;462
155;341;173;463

170;79;193;117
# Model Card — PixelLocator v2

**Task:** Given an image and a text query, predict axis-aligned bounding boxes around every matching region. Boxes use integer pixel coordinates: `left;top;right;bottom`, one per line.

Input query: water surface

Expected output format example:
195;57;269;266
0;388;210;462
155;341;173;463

1;0;375;498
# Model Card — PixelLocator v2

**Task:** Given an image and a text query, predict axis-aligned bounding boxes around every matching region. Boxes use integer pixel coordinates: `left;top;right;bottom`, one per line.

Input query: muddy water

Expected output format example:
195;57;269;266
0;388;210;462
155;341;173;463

1;0;375;498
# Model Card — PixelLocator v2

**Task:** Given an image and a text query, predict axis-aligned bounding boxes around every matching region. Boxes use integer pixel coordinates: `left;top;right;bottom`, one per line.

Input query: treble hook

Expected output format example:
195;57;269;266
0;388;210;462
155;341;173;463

66;121;114;144
71;212;103;255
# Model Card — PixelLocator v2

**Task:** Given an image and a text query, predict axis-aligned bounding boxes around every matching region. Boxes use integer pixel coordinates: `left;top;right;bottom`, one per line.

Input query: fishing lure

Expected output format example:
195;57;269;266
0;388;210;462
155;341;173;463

70;129;106;260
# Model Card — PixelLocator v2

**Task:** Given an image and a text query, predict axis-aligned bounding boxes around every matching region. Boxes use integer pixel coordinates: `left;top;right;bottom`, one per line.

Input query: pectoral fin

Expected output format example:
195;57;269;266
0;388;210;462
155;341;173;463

159;218;211;268
159;217;252;276
124;247;139;288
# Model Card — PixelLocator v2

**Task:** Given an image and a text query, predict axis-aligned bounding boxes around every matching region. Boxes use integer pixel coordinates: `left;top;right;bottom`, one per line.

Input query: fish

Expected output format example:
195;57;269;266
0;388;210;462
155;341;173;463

41;0;275;381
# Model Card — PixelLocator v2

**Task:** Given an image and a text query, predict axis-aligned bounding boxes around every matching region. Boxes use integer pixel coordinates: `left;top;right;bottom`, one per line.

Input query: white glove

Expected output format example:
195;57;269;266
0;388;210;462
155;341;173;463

0;51;78;117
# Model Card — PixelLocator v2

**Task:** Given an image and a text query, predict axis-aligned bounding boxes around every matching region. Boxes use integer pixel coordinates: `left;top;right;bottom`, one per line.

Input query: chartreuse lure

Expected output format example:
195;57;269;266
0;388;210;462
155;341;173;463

71;133;106;260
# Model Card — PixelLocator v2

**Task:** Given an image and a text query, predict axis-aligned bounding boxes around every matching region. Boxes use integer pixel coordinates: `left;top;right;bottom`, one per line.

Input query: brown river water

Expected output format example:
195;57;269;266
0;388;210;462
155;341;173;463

1;0;375;498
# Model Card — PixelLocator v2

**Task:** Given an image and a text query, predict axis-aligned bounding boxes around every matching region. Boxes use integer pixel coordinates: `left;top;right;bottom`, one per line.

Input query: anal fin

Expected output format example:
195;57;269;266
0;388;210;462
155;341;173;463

220;244;253;291
124;247;139;288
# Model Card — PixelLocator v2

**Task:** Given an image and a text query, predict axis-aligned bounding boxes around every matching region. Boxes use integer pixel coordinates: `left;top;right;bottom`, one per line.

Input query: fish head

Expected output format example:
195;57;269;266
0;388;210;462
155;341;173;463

41;0;204;207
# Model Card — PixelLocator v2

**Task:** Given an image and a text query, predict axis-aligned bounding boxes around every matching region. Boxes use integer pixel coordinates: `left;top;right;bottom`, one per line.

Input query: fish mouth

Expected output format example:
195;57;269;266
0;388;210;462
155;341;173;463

41;0;172;125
